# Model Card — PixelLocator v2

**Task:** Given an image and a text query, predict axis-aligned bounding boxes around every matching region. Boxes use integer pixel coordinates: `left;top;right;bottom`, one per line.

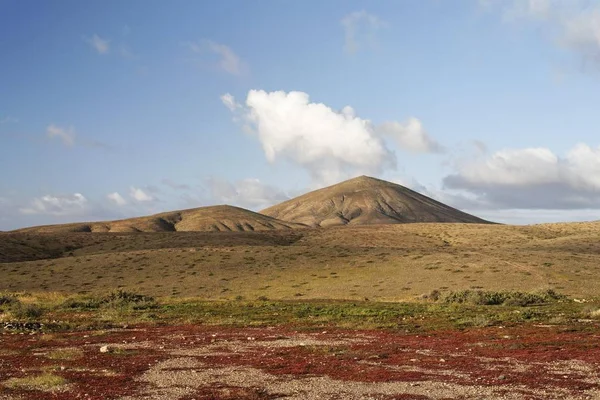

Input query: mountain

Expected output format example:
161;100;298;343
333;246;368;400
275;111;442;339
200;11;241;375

260;176;490;227
12;177;489;234
14;205;307;233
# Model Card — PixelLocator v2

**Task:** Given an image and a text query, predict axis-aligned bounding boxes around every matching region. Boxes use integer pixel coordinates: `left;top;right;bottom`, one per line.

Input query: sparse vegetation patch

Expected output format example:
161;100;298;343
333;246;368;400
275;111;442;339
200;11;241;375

2;373;68;392
62;289;157;311
439;289;565;306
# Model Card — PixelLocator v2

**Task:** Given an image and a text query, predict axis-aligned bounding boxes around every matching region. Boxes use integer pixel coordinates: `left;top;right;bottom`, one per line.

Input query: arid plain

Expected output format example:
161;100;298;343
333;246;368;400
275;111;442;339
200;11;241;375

2;177;600;399
2;221;600;300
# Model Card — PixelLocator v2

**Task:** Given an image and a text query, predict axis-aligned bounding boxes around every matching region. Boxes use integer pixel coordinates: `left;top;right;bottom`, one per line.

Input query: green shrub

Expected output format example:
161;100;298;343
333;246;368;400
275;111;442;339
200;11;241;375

440;289;565;307
0;294;18;306
423;290;441;301
11;303;44;319
62;297;103;310
102;290;156;310
61;290;156;311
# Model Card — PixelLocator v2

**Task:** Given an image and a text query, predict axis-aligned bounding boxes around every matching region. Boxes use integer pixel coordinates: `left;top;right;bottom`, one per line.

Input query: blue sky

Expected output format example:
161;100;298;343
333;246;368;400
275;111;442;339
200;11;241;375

2;0;600;229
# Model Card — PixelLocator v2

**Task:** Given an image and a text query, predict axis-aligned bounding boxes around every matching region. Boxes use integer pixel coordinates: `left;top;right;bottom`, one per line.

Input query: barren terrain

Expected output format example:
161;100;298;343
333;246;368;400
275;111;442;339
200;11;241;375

2;323;600;399
11;205;306;234
262;176;488;226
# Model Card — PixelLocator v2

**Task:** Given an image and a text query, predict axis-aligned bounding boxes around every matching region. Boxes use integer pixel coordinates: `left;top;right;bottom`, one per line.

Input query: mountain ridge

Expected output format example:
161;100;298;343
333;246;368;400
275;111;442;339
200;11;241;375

13;205;307;234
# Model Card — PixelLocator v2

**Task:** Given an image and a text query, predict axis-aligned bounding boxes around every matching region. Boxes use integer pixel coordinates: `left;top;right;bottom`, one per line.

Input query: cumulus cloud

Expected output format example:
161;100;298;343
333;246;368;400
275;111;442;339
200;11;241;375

47;124;75;147
224;90;398;185
129;187;154;202
86;34;110;54
187;40;247;75
377;118;444;153
341;10;387;54
443;143;600;209
205;177;289;210
107;192;127;206
19;193;88;216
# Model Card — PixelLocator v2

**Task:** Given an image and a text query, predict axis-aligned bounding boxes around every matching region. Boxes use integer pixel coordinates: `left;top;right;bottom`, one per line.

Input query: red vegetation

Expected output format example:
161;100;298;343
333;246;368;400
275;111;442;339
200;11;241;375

1;324;599;399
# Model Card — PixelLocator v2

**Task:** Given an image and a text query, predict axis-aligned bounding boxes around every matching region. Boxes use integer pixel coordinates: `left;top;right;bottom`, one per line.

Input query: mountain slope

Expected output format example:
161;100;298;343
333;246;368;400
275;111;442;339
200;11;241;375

14;205;307;234
260;176;490;227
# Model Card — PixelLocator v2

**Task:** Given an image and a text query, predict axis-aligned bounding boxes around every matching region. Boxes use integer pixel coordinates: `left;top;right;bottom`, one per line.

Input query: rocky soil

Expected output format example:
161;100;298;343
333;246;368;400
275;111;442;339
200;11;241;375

1;323;600;399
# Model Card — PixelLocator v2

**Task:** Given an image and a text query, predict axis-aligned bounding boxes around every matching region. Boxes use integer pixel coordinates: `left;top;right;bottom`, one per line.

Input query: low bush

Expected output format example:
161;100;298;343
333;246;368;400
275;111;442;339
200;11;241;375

102;289;155;307
11;303;44;319
439;289;565;307
0;294;19;306
61;297;103;310
61;290;156;311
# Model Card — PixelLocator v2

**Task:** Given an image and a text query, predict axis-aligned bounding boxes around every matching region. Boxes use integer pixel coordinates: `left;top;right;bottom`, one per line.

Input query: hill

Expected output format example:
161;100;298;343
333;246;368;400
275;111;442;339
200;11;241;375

261;175;489;227
3;221;600;299
13;205;306;234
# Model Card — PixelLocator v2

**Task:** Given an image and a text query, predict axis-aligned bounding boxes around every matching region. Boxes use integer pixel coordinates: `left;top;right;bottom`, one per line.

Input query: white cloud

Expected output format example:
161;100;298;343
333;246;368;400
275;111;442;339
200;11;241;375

560;7;600;66
187;40;246;75
45;124;112;150
107;192;127;206
207;41;244;75
450;147;560;186
341;10;387;54
19;193;88;216
377;118;443;153
205;177;288;210
502;0;551;20
47;124;75;147
443;143;600;209
225;90;397;186
129;187;154;202
485;1;600;69
86;34;110;54
220;93;240;111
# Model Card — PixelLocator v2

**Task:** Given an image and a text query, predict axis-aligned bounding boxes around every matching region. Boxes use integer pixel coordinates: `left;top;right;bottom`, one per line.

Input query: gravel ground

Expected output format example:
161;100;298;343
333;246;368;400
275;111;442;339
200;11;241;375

2;324;600;400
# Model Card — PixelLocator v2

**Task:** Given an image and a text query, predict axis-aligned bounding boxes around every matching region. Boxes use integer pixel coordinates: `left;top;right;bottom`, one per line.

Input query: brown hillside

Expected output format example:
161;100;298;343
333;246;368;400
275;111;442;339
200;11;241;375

14;205;307;234
4;221;600;299
261;175;489;227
